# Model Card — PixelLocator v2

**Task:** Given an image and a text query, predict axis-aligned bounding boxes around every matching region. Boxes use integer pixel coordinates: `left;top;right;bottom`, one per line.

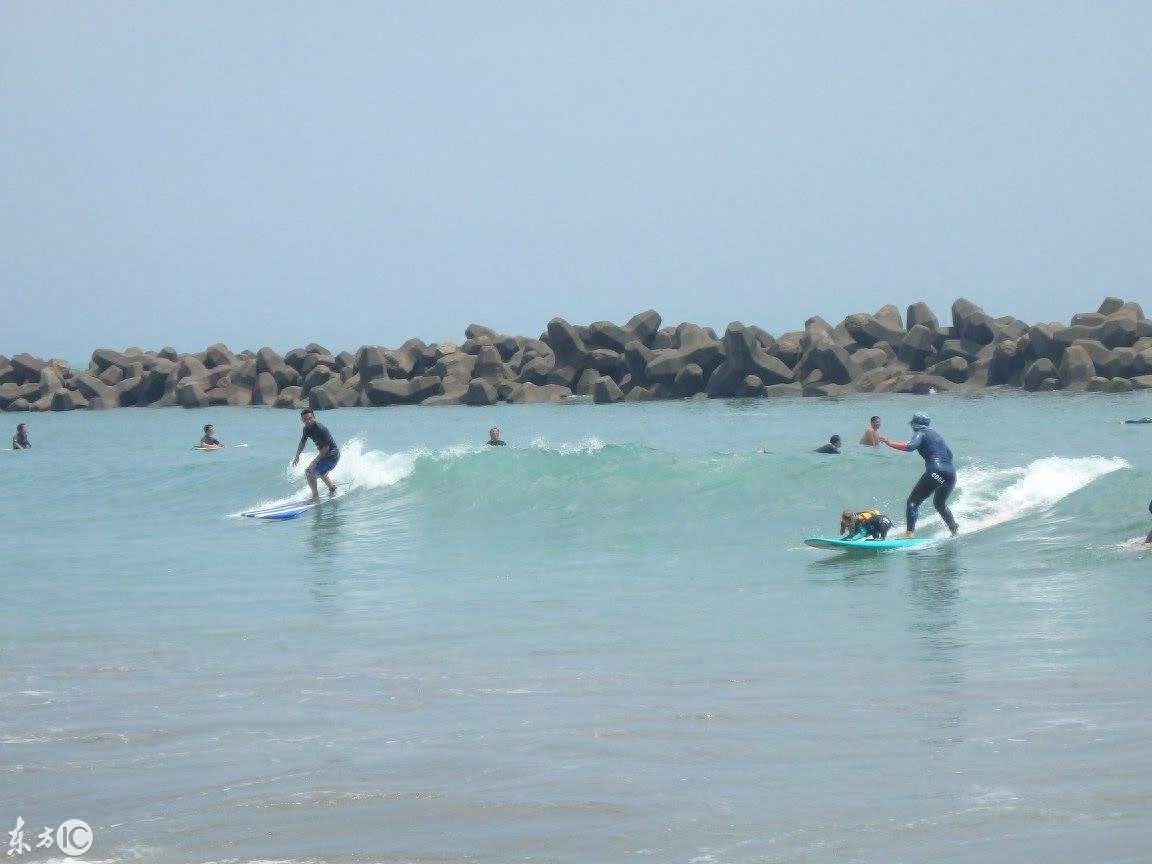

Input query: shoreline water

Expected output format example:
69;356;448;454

3;394;1150;863
3;296;1152;416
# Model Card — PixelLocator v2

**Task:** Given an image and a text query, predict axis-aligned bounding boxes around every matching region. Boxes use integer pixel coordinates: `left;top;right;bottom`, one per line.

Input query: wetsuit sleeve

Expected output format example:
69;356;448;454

888;431;923;452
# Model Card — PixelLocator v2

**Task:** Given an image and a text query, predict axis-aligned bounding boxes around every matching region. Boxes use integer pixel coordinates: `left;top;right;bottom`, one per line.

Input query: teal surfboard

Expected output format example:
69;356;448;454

805;536;931;552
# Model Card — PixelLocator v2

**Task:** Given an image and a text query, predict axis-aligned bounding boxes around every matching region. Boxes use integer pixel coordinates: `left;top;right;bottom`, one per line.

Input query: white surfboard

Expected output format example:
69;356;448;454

242;490;344;520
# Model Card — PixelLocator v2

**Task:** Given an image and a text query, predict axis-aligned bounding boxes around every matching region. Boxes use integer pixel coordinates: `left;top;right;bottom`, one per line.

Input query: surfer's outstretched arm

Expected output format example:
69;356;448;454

881;429;924;452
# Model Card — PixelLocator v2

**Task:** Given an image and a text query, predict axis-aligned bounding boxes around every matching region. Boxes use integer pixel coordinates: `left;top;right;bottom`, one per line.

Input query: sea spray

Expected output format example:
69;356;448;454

285;436;421;491
944;456;1129;536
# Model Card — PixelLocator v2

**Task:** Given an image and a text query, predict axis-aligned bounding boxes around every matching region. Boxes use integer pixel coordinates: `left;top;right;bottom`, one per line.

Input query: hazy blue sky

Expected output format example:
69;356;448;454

3;1;1150;360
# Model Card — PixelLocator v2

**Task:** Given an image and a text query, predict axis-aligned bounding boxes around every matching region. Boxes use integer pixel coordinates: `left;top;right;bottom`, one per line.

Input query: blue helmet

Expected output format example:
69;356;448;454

910;412;931;430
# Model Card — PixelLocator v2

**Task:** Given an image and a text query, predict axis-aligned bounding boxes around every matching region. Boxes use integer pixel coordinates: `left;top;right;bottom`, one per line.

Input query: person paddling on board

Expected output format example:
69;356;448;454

880;413;959;538
487;427;506;446
199;424;225;450
12;423;30;450
840;509;893;540
293;409;339;503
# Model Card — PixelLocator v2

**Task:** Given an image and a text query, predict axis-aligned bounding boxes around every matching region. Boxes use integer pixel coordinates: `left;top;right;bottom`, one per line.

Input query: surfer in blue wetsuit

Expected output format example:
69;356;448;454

293;409;339;503
880;413;959;538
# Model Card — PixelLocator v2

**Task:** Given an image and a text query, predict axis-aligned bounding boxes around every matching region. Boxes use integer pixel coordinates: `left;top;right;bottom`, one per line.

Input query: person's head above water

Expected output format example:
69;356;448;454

300;409;316;427
203;424;213;435
489;427;501;442
870;416;881;429
910;413;930;430
830;435;842;447
16;423;26;433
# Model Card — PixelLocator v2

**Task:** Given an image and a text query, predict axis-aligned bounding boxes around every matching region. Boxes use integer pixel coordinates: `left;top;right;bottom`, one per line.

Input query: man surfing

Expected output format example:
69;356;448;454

879;413;959;538
293;409;339;503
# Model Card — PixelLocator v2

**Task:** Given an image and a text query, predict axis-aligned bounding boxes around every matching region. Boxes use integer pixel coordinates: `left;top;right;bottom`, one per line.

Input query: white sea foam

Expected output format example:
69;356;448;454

529;436;607;455
946;456;1128;536
284;436;418;491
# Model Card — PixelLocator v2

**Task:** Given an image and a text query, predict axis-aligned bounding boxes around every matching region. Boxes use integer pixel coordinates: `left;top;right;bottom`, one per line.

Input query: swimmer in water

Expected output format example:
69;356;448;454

880;412;959;538
839;509;893;540
12;423;30;450
860;415;882;446
815;435;842;454
487;427;506;446
198;424;225;450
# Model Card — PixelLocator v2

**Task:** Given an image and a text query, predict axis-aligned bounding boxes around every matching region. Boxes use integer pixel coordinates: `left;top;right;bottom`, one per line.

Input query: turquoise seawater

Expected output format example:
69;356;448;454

3;393;1151;863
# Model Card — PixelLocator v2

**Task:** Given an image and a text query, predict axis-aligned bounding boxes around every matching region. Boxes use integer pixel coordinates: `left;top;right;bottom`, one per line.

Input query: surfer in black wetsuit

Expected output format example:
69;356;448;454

487;427;506;446
199;424;224;450
293;409;339;503
815;435;842;454
880;412;959;538
840;509;893;540
12;423;30;450
1144;499;1152;546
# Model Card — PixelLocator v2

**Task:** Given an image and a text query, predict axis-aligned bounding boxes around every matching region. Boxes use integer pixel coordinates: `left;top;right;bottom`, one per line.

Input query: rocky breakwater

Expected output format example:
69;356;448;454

4;297;1152;413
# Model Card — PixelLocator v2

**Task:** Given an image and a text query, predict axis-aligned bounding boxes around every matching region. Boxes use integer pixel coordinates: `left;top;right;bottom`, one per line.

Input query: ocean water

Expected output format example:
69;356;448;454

2;392;1151;864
